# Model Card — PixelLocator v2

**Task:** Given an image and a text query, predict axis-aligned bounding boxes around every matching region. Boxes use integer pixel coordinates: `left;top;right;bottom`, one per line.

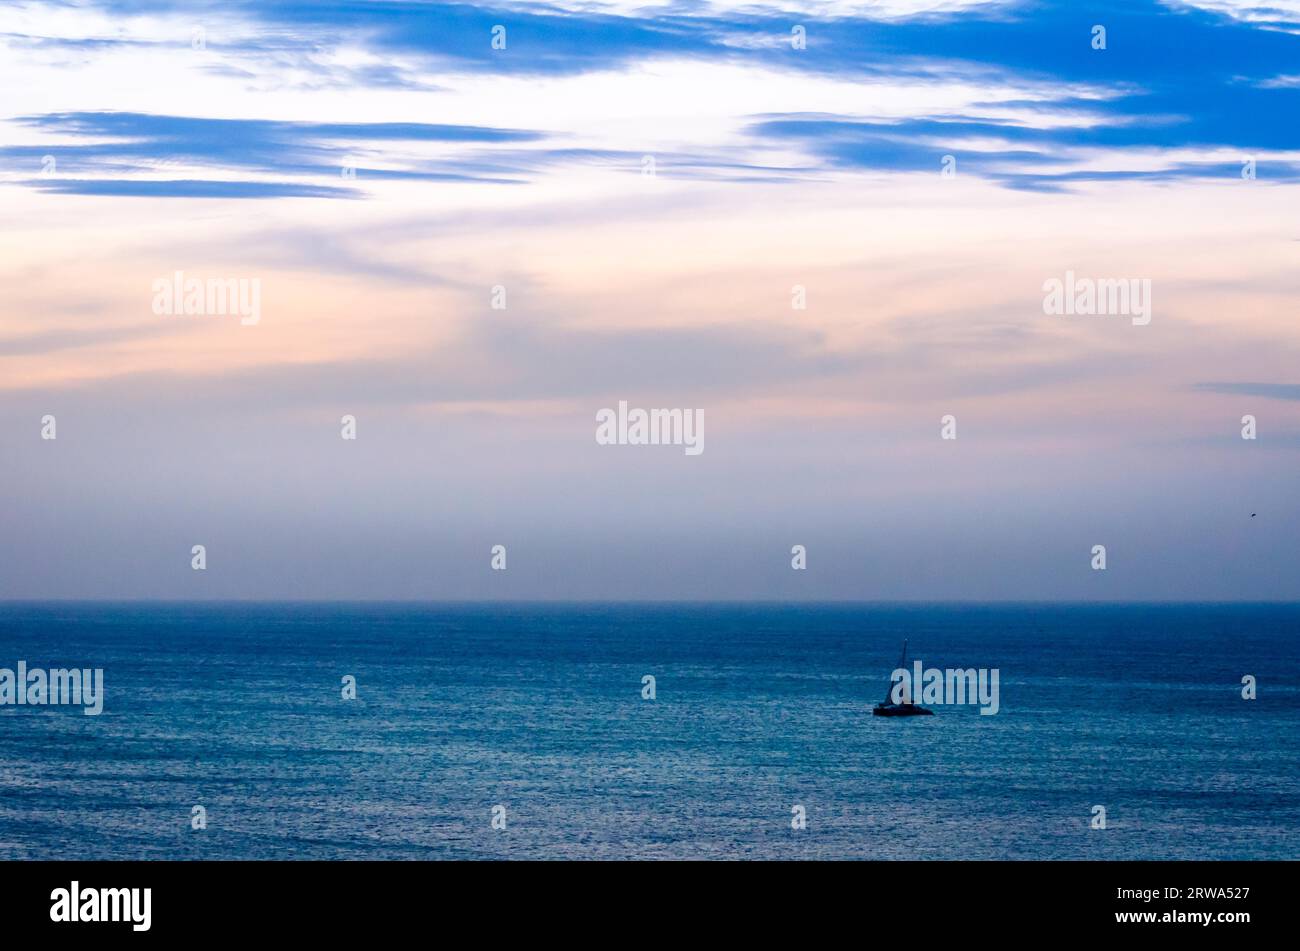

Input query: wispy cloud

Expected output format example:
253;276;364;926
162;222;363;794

26;178;359;198
2;1;1298;195
1195;382;1300;400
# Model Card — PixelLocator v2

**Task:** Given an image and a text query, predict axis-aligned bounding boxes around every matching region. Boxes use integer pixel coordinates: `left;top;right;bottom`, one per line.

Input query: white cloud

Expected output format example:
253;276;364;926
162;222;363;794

1162;0;1300;23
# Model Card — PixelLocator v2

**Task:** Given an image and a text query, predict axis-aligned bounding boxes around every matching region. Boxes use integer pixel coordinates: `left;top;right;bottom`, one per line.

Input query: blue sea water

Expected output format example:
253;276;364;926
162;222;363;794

0;602;1297;860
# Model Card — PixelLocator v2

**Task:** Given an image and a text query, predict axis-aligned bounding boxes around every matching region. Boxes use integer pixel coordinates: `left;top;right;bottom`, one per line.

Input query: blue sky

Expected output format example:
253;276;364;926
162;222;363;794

1;1;1298;599
4;1;1300;195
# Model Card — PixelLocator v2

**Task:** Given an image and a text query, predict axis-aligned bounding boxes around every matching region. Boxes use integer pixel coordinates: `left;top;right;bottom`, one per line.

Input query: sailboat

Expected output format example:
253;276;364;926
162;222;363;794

872;637;934;717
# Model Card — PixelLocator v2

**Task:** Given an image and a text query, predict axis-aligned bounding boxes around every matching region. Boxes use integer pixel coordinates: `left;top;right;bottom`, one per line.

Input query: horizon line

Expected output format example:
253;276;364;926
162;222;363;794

2;598;1298;607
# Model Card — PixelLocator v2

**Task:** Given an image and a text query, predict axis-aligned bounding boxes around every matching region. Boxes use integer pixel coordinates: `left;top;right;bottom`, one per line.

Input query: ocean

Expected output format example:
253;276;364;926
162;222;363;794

1;602;1297;860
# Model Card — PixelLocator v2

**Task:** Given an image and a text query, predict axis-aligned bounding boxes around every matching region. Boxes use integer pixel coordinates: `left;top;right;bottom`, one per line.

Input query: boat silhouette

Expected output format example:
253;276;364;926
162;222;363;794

873;638;934;717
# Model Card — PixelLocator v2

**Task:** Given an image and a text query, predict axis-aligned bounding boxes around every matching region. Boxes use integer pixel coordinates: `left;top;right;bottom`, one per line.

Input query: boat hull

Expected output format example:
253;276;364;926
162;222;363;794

873;703;934;717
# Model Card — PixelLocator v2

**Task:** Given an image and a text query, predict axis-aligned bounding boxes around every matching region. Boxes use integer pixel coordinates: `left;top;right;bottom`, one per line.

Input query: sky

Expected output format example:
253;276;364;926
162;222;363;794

1;0;1298;600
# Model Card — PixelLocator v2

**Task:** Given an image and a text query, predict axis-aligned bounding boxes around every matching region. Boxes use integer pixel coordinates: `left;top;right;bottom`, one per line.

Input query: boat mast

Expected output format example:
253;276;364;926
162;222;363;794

883;637;909;704
900;638;909;704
